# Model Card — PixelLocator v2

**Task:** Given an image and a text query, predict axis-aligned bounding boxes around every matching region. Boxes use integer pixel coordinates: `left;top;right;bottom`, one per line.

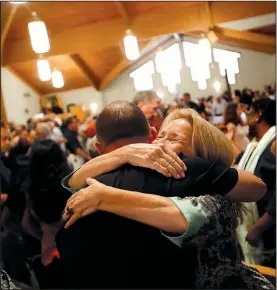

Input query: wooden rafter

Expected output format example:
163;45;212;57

70;54;100;90
114;1;130;26
214;27;276;54
214;27;276;47
1;3;19;124
3;1;275;66
1;4;18;52
185;26;276;55
100;35;173;90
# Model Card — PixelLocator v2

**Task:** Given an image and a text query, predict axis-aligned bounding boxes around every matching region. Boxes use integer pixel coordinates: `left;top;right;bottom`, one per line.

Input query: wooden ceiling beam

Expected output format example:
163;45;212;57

1;3;19;124
1;4;18;58
214;27;276;54
114;1;130;27
214;27;276;47
185;26;276;54
4;2;274;66
210;1;276;25
100;35;173;90
70;54;100;90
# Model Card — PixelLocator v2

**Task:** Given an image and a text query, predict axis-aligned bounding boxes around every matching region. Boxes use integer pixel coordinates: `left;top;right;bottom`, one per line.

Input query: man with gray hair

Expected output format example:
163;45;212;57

133;90;160;120
133;90;163;130
35;122;52;140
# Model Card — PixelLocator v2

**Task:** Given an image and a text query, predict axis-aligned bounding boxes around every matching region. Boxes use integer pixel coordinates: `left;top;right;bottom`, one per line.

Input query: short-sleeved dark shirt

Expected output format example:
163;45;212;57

63;129;83;154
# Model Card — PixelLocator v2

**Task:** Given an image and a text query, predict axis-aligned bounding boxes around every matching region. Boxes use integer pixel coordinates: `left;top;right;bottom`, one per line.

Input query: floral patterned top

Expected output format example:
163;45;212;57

167;195;275;289
1;270;20;290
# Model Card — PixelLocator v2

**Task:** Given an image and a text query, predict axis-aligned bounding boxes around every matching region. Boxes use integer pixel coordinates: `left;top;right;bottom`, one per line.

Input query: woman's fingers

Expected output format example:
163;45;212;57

155;157;180;178
152;161;171;177
153;146;185;178
163;146;187;171
67;191;80;204
64;212;80;229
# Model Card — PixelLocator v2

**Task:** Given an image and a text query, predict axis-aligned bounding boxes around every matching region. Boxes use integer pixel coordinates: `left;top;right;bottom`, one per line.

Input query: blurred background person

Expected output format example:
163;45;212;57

223;103;250;158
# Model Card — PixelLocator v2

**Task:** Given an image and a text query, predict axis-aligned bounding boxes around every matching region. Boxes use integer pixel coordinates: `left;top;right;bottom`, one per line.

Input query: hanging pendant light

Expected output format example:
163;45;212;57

37;55;51;81
123;29;139;61
52;68;64;88
28;12;50;54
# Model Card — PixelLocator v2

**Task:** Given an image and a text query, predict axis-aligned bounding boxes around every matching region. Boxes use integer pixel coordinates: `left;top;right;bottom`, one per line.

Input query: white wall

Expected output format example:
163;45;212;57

52;87;104;115
1;67;41;124
103;36;276;104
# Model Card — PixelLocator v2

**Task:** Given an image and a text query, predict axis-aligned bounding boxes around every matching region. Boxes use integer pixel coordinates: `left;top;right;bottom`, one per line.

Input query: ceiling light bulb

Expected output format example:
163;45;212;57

213;80;221;92
123;30;140;61
37;58;51;81
52;69;64;88
28;14;50;54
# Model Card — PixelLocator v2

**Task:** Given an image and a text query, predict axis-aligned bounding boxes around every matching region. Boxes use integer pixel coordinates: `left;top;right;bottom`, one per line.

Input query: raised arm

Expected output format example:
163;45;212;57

66;143;186;189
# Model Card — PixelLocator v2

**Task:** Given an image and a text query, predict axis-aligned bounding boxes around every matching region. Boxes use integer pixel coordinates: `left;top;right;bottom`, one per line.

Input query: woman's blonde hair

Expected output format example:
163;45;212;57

160;108;235;167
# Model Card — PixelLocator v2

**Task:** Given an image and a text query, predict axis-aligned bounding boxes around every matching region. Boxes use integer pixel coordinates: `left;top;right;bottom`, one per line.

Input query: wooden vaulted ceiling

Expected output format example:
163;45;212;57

1;1;276;95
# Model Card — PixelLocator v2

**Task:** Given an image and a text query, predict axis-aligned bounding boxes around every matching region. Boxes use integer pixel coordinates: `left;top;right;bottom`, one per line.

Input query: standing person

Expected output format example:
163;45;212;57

236;99;276;266
181;92;199;112
223;103;250;158
48;120;67;153
241;88;254;109
133;90;163;131
212;96;228;116
63;117;91;169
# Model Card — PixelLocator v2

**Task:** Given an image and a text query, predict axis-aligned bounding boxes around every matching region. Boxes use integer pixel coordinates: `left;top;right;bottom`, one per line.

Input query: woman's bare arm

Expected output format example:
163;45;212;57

64;178;188;233
68;144;185;189
226;170;266;202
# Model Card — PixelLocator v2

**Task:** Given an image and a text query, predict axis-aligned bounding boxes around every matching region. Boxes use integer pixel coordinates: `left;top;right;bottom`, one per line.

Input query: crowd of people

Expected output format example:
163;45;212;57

0;84;276;289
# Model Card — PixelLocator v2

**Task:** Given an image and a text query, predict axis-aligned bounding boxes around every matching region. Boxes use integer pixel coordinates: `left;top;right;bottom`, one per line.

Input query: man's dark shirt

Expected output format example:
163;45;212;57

185;101;200;113
56;156;238;289
63;129;83;155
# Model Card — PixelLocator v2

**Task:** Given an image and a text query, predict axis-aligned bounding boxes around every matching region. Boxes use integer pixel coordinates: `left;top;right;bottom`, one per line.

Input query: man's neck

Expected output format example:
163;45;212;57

257;123;271;141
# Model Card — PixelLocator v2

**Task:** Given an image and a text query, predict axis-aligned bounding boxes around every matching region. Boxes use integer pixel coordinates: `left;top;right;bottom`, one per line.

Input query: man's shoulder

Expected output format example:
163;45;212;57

182;156;214;172
96;164;148;192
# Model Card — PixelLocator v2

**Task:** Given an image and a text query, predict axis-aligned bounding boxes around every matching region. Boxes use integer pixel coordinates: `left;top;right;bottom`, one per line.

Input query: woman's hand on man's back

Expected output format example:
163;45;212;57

121;143;187;179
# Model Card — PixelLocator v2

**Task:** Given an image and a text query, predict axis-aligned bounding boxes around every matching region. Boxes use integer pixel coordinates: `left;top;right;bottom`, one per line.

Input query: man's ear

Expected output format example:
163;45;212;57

95;142;105;155
149;126;157;143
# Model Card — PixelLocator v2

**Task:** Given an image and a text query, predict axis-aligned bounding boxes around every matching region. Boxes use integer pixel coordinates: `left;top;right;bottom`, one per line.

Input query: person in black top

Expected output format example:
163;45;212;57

63;116;91;162
56;101;266;289
242;99;276;267
181;92;199;112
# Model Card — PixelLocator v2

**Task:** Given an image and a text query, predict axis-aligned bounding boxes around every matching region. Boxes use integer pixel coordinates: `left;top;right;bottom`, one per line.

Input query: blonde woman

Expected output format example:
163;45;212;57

61;107;273;289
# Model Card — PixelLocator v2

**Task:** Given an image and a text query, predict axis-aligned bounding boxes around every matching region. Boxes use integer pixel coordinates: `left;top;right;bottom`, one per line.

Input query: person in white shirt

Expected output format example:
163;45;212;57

212;96;228;116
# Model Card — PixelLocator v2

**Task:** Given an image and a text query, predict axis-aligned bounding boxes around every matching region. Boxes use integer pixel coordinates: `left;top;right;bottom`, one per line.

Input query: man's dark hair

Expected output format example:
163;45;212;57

252;99;276;127
183;93;191;98
64;116;76;128
96;100;150;146
133;91;157;105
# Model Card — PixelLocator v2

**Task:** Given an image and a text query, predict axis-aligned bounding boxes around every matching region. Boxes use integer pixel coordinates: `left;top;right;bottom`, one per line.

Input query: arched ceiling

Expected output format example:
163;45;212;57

1;1;276;95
